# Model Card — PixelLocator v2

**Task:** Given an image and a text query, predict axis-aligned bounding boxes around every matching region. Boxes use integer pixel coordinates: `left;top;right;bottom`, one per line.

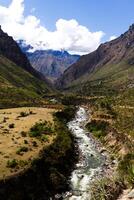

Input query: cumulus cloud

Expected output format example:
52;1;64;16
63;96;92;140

0;0;105;55
109;35;117;41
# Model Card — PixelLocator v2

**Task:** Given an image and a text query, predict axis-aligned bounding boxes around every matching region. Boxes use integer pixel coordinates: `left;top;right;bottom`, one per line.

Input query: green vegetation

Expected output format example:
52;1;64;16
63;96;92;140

118;153;134;186
18;160;28;167
19;110;36;117
91;177;124;200
19;111;29;117
30;106;77;193
7;159;28;168
65;61;134;97
41;135;49;142
7;159;18;168
54;105;76;123
16;146;29;155
29;121;53;138
87;93;134;198
0;56;51;108
86;120;109;139
60;94;82;106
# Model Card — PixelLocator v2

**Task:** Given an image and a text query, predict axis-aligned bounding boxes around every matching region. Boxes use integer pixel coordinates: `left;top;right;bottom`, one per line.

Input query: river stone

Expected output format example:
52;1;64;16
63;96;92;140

128;189;134;199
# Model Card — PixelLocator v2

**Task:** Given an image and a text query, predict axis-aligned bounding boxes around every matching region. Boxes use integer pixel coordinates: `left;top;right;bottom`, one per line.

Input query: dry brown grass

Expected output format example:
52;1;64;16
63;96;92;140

0;107;57;179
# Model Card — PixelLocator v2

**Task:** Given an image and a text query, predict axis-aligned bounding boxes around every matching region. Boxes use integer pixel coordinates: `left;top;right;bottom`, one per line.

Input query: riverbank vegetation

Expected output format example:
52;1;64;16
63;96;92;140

0;105;78;199
85;92;134;199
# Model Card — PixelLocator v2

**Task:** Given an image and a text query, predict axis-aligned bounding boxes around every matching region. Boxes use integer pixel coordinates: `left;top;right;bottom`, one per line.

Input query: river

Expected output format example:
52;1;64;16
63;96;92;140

55;107;112;200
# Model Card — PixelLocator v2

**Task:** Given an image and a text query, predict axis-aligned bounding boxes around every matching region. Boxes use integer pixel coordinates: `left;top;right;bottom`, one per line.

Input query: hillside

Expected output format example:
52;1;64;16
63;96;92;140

0;27;52;108
0;26;48;82
57;24;134;95
0;55;50;108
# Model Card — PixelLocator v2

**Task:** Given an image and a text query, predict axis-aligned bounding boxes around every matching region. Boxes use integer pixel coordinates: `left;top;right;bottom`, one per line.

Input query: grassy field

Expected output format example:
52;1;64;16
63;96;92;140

0;107;57;179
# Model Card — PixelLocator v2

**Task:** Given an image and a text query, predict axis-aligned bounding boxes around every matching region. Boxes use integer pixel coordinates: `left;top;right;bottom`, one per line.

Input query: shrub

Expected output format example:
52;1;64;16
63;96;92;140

16;146;29;155
29;121;53;138
90;177;124;200
20;131;27;137
24;140;28;144
29;110;36;115
3;117;7;123
19;111;29;117
18;160;28;167
54;106;76;123
86;120;109;138
7;159;18;168
41;135;49;142
9;123;15;128
32;141;38;147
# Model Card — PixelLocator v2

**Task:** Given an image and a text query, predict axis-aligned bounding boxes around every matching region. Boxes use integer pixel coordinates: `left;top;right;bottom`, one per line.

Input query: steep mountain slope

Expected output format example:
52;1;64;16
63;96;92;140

0;27;51;108
18;41;80;81
0;55;50;108
28;50;80;80
0;26;47;82
57;24;134;94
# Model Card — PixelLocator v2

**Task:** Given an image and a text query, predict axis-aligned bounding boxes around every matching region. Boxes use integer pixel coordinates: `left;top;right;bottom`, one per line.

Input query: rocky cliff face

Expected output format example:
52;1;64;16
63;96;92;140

57;24;134;88
18;41;80;81
27;50;80;80
0;26;47;81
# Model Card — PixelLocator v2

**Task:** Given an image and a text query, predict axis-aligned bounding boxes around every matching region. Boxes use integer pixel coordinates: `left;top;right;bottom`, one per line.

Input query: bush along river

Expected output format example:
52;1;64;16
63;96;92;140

54;107;115;200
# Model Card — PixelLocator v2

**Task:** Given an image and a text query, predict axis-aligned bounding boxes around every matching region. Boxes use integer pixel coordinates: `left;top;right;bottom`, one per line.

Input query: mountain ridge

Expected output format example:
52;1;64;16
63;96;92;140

0;26;49;82
56;24;134;93
0;26;51;108
18;41;80;81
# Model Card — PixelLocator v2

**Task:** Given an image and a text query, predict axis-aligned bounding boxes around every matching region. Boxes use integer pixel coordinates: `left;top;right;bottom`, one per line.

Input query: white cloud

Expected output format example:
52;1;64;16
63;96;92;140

0;0;105;55
109;35;117;41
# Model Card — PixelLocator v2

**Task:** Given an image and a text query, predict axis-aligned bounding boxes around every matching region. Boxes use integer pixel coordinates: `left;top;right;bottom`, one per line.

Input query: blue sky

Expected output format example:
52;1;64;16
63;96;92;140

0;0;134;54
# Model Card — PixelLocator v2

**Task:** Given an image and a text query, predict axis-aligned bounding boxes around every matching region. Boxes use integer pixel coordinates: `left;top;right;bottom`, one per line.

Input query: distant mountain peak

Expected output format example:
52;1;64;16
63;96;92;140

17;41;80;81
129;23;134;31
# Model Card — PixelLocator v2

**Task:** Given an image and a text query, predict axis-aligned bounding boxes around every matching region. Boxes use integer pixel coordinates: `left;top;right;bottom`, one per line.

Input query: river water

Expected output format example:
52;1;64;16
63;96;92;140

62;107;109;200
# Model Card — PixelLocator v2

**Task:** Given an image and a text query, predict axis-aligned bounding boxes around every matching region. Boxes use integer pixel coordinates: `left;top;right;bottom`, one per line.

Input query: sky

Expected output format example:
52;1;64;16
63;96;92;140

0;0;134;55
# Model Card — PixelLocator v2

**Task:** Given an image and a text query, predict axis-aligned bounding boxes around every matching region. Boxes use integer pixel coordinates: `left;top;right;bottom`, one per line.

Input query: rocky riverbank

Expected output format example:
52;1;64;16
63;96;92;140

56;107;117;200
84;100;133;200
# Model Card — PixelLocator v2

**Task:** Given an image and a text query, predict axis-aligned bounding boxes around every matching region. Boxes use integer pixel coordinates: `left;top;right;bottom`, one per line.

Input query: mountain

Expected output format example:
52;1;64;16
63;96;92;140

28;50;80;81
0;27;48;82
18;41;80;81
0;26;51;108
57;24;134;95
